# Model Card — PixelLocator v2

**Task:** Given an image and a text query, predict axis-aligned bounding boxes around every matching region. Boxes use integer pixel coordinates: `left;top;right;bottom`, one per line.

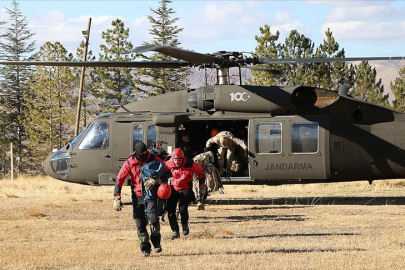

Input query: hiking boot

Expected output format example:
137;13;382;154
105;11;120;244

154;244;162;253
170;231;180;240
182;223;189;236
142;250;151;257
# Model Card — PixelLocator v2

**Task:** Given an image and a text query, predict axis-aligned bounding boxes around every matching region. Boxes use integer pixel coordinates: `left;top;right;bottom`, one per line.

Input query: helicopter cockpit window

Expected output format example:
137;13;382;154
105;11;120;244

147;125;156;148
133;125;143;148
291;122;319;153
78;122;109;150
255;122;282;154
71;127;87;148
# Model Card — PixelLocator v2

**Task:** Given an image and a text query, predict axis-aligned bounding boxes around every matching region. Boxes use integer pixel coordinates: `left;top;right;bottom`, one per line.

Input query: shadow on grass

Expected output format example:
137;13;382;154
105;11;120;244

157;247;366;257
194;214;306;222
209;205;310;211
218;232;360;239
206;196;405;205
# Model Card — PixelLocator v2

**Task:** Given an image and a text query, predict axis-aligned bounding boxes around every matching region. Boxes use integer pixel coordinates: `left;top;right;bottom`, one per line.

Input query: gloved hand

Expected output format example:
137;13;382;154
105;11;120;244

144;177;160;190
204;147;209;152
245;149;256;158
113;195;122;211
200;184;207;194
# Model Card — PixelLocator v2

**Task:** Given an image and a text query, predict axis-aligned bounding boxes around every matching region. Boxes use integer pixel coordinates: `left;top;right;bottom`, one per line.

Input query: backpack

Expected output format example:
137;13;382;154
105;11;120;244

140;160;165;200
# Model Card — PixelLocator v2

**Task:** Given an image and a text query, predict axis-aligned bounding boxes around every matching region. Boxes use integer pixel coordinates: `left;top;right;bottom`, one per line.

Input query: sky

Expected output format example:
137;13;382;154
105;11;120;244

0;0;404;58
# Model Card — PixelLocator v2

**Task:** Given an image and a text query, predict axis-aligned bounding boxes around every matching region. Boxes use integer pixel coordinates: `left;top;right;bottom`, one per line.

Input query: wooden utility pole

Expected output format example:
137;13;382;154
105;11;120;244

10;142;13;180
74;18;92;137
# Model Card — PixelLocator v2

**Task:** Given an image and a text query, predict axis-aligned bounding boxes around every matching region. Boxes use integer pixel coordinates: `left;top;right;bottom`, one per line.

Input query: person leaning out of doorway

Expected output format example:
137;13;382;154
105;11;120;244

205;129;255;177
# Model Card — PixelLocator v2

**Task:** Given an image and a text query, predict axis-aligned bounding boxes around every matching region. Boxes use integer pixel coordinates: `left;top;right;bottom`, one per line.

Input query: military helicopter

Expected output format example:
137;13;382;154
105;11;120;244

2;46;405;186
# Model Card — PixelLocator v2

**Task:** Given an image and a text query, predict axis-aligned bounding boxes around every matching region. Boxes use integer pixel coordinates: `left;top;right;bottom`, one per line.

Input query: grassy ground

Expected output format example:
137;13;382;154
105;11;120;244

1;176;405;269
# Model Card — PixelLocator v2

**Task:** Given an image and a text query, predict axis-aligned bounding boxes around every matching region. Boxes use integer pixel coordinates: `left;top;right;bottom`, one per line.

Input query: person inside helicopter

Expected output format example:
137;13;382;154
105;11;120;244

78;122;109;149
176;129;197;159
91;123;109;148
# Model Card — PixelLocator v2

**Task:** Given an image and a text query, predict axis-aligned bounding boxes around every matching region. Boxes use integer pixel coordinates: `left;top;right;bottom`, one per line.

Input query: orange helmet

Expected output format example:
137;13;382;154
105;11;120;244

210;128;219;137
157;183;171;199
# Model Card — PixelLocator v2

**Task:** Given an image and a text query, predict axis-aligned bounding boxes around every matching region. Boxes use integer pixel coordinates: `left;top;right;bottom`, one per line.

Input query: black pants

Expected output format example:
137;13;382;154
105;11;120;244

131;187;161;252
166;188;193;232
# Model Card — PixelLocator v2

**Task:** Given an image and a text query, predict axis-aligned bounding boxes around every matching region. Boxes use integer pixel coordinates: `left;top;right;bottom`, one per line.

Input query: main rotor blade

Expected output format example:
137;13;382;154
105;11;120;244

0;61;189;68
247;66;282;75
132;46;223;64
258;56;405;64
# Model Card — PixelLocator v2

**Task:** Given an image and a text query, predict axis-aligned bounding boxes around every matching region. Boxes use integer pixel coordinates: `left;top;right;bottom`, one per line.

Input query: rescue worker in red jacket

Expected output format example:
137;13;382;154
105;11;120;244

165;148;205;240
113;141;170;257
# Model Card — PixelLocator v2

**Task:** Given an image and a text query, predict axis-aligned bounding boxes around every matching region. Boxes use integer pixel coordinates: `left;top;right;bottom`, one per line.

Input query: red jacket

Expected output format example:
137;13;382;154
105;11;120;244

114;152;169;197
166;157;204;191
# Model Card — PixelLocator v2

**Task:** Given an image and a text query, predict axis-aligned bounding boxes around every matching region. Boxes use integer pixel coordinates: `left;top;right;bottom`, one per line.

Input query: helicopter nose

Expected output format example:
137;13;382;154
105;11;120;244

41;154;59;180
42;151;71;180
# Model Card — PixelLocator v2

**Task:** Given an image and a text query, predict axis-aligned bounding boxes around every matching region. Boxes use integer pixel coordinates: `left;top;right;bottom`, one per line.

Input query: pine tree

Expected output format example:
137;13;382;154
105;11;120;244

391;66;405;112
95;19;137;113
278;30;314;86
312;28;353;90
23;42;76;170
349;61;389;107
137;0;185;95
246;24;280;86
0;0;35;174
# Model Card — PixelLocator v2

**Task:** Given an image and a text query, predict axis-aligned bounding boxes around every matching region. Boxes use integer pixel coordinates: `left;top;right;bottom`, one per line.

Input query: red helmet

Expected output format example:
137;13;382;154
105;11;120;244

171;148;185;159
157;183;171;199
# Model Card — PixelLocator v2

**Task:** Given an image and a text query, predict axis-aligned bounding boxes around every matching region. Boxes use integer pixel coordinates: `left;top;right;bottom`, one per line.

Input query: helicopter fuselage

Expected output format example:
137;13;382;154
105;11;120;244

42;84;405;186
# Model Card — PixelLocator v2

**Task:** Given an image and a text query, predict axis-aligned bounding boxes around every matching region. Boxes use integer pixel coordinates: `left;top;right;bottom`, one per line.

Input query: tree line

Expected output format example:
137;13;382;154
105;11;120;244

0;0;404;175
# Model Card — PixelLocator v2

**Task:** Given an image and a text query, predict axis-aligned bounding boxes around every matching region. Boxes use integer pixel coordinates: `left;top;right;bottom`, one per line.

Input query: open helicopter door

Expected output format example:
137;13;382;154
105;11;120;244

248;116;330;182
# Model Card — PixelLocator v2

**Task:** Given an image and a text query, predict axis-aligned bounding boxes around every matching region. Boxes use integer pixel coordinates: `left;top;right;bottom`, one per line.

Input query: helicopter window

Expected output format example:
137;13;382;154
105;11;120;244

147;125;157;148
71;127;87;148
291;122;318;153
133;125;143;147
78;122;109;150
255;122;282;154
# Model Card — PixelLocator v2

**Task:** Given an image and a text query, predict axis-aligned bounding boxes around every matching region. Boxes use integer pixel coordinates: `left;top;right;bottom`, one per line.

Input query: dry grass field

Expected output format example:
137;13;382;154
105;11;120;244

1;176;405;270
